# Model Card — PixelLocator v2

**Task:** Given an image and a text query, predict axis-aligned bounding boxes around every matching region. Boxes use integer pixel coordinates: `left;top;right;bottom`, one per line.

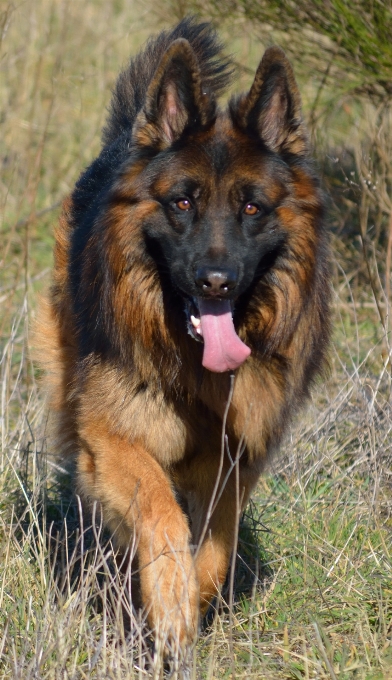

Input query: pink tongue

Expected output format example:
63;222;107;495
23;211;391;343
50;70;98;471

198;298;251;373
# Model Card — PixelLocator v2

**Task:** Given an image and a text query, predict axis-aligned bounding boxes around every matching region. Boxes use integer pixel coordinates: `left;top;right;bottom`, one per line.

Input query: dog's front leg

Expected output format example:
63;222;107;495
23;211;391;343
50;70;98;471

77;419;199;654
187;463;259;615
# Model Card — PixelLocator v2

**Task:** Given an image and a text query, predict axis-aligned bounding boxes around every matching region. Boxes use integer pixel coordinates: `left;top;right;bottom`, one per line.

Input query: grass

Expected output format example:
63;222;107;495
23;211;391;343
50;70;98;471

1;0;392;678
166;0;392;100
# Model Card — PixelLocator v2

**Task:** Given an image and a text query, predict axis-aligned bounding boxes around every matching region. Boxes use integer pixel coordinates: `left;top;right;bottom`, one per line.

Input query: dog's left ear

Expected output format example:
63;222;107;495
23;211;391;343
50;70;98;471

231;47;308;155
133;38;215;150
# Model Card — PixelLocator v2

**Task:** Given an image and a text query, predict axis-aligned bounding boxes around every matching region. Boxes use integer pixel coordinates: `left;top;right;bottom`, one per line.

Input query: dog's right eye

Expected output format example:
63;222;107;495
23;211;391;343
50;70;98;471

174;198;193;212
243;202;261;216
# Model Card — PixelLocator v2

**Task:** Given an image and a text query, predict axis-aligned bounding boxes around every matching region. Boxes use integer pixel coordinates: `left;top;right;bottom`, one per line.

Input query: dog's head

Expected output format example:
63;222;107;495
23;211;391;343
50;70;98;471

115;39;322;373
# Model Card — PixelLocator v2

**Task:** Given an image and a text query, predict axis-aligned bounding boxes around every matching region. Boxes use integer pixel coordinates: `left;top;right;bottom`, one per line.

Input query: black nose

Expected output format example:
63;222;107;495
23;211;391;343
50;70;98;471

195;267;238;297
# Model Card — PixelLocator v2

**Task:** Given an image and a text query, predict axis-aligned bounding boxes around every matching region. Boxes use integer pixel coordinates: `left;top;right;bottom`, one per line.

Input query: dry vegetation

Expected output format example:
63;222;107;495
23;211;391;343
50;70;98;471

1;1;391;678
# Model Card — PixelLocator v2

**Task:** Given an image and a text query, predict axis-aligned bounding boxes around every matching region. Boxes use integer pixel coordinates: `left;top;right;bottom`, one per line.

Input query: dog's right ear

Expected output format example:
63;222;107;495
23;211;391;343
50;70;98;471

133;39;215;150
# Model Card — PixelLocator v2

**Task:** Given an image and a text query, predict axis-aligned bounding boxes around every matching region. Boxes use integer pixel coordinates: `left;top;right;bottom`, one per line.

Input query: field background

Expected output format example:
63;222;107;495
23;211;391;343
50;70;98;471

0;0;391;678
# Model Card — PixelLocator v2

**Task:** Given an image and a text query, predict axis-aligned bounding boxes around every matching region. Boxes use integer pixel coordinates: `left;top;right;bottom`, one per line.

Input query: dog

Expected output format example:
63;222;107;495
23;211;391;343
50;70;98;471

36;17;330;657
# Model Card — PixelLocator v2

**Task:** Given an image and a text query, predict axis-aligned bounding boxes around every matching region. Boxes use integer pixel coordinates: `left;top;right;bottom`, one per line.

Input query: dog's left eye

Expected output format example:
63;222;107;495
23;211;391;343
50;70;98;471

174;198;193;211
243;203;260;216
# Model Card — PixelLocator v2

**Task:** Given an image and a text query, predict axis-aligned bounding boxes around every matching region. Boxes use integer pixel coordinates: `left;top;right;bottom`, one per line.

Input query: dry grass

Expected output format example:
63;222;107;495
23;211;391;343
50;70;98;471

1;1;391;678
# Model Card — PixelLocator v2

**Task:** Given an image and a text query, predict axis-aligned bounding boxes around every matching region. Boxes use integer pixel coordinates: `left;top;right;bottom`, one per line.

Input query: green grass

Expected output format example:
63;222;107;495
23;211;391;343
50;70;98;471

1;1;392;678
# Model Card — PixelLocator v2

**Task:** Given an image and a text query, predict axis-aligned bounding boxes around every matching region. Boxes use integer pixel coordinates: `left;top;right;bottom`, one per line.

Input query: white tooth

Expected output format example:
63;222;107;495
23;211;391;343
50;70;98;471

196;327;202;335
191;315;200;328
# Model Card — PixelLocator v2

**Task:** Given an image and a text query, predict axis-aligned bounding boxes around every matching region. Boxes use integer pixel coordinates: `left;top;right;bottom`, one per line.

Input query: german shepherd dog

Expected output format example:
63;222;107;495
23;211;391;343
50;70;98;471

36;17;330;657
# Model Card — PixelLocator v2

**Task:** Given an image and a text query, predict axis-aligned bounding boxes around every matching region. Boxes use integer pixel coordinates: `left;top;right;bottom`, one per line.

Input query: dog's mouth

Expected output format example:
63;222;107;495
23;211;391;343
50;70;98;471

185;297;251;373
186;298;204;342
